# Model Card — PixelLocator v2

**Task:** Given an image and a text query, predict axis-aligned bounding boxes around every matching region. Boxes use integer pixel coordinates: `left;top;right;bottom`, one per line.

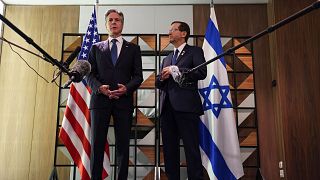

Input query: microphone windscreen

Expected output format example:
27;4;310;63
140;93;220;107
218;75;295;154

70;60;91;82
75;60;91;76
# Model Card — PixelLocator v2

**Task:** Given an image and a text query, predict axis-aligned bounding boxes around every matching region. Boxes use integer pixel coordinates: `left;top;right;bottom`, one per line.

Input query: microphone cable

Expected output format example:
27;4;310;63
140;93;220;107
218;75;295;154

2;38;50;83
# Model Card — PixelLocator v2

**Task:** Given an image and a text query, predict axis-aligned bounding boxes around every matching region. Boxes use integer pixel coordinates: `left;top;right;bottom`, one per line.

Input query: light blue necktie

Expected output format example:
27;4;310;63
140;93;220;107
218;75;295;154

111;39;118;65
171;49;179;65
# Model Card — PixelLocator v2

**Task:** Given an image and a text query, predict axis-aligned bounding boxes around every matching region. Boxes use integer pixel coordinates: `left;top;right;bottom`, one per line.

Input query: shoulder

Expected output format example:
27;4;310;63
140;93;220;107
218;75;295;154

93;40;107;47
124;40;140;49
92;40;108;51
122;41;141;54
186;45;202;52
186;45;204;57
163;52;173;63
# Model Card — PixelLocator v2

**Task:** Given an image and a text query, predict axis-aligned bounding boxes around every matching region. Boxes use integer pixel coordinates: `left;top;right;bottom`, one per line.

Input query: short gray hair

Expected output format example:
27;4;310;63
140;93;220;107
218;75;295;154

105;9;124;23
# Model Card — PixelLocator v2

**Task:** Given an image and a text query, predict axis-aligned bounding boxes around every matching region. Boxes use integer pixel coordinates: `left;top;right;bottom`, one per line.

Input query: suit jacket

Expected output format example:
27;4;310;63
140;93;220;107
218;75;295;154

86;39;143;111
155;44;207;115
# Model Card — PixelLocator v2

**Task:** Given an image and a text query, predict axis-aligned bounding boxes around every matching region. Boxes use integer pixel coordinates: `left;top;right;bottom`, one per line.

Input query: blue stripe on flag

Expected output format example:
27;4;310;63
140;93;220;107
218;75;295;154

199;120;236;180
204;19;226;67
82;79;88;86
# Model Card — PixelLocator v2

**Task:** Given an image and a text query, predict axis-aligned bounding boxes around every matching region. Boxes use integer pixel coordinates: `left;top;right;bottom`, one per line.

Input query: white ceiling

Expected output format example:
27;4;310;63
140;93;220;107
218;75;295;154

2;0;268;5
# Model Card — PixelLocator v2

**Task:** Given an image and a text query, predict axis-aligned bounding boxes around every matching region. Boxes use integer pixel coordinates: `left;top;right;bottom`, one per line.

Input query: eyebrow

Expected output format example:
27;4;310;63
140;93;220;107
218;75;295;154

108;17;120;20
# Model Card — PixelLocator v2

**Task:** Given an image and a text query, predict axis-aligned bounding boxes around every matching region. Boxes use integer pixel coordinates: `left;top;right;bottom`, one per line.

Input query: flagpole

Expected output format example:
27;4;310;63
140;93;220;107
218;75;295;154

184;0;320;75
95;0;99;16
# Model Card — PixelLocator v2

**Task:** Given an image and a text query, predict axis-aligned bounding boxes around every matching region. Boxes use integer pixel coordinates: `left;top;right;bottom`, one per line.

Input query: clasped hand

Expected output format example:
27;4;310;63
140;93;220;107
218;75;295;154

98;84;127;99
160;66;172;80
160;66;181;82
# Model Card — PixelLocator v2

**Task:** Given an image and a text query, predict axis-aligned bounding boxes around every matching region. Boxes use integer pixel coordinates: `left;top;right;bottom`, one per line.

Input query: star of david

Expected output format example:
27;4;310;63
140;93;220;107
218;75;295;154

199;75;233;118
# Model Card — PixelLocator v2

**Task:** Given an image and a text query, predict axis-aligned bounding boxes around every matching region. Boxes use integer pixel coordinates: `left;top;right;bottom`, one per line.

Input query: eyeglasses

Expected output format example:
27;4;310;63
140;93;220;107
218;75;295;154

168;28;180;33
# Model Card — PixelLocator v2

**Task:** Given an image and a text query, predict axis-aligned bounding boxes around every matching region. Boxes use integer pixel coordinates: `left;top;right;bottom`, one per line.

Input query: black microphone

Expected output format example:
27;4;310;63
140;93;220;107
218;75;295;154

51;46;81;82
63;60;91;88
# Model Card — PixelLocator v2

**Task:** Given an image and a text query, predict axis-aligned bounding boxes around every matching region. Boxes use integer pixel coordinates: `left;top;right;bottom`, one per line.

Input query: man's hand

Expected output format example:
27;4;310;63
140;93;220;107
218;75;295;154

98;85;111;96
109;84;127;99
160;66;172;80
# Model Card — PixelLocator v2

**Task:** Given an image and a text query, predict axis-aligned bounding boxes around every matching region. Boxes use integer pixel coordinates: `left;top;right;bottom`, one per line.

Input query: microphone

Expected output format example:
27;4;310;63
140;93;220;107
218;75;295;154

177;70;196;88
51;46;81;82
62;60;91;88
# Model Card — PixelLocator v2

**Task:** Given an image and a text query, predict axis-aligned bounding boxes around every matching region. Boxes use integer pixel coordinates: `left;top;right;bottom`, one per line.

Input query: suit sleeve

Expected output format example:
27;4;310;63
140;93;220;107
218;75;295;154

86;45;102;94
155;58;167;90
125;45;143;94
183;47;207;82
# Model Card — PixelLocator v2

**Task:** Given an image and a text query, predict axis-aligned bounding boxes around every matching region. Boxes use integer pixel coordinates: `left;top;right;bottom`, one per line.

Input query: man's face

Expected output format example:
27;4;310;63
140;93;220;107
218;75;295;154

168;23;186;44
106;12;123;37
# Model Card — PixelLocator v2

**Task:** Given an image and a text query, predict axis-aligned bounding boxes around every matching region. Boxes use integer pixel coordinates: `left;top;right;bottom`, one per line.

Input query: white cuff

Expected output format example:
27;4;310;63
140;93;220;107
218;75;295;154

169;65;181;82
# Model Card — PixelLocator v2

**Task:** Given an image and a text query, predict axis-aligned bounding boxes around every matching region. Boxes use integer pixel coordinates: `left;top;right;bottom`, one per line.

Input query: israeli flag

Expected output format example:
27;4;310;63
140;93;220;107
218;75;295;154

198;4;244;180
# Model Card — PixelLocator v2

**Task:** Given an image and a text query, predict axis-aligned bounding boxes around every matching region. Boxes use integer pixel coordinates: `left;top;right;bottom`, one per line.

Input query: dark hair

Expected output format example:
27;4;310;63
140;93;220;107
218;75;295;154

171;21;190;42
105;9;124;23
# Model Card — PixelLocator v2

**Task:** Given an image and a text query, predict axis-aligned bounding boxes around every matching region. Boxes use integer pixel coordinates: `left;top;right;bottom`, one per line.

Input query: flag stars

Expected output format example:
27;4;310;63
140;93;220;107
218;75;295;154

81;53;87;59
199;75;233;118
77;10;99;61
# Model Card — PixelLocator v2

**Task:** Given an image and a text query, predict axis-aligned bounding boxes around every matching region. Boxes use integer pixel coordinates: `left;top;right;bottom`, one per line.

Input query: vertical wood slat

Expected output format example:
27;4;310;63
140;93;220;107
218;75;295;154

0;6;42;179
0;5;79;180
269;0;320;179
30;6;80;180
193;4;210;36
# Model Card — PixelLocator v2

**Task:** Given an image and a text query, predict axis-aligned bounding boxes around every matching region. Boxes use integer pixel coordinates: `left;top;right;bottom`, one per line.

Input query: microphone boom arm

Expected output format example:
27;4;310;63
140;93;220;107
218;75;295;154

185;0;320;75
0;14;71;76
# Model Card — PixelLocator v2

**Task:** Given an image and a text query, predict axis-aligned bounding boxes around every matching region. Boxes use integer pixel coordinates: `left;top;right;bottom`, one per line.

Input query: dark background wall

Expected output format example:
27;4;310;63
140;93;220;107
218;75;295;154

268;0;320;179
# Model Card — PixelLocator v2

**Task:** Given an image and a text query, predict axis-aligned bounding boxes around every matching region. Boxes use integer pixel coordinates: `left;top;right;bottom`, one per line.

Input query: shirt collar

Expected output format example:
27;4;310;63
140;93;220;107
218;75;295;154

174;42;186;54
108;36;123;44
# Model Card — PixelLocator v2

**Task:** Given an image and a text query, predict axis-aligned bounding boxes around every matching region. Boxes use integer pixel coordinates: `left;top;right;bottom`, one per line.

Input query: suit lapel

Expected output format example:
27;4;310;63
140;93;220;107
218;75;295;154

102;40;109;52
175;44;189;65
165;52;174;67
96;40;113;66
115;39;129;66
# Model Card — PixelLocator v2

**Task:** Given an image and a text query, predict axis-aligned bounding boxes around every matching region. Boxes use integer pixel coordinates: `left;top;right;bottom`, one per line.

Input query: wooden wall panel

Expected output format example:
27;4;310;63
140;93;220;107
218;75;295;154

194;4;278;179
193;5;210;36
0;5;79;180
268;0;320;179
29;6;80;180
0;6;43;179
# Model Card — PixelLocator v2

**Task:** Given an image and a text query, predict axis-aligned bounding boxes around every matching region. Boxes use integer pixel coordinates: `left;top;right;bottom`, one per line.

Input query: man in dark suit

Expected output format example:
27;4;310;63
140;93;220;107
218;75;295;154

86;9;143;180
155;21;207;180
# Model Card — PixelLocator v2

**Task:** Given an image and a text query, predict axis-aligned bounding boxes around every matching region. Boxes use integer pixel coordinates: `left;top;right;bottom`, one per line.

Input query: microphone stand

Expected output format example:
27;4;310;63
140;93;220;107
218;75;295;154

181;0;320;83
0;14;71;76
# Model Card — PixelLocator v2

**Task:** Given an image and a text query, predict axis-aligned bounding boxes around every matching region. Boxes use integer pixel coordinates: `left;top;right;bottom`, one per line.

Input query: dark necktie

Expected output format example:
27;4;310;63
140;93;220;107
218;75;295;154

171;49;179;65
111;39;118;65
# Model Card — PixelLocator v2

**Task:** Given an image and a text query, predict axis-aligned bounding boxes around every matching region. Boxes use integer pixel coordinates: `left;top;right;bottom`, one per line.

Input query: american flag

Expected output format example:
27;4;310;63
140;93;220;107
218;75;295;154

198;3;244;180
59;8;111;180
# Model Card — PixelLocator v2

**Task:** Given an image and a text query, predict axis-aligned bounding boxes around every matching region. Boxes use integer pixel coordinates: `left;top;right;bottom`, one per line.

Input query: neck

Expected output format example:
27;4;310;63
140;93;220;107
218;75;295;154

110;34;121;38
173;40;185;48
